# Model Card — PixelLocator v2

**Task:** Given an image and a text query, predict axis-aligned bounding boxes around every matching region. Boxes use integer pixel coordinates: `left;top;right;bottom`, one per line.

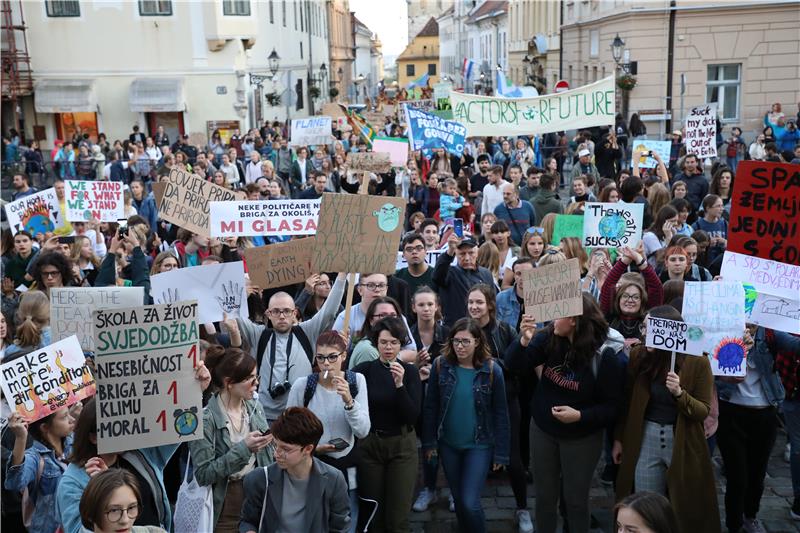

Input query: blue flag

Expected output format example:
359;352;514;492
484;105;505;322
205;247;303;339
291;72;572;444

404;106;467;159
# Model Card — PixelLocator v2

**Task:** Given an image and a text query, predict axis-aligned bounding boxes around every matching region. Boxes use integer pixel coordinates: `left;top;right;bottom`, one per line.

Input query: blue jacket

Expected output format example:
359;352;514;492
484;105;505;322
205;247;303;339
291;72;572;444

5;436;73;533
56;444;178;533
422;356;511;465
132;192;158;232
496;287;521;332
493;200;536;246
778;127;800;153
716;327;787;407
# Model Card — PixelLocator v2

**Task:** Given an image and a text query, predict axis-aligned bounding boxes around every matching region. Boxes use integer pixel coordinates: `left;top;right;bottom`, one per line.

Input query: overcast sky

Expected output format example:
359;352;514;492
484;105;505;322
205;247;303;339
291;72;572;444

349;0;408;62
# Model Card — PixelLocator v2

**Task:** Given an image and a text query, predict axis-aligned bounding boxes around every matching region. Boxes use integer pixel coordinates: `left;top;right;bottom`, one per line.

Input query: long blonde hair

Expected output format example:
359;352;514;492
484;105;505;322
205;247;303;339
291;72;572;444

477;241;500;281
14;290;50;348
647;182;671;219
70;235;101;269
539;213;557;246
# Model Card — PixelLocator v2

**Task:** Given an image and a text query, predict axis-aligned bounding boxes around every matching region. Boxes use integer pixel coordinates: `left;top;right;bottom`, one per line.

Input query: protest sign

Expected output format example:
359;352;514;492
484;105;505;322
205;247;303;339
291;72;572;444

550;214;583;246
51;287;145;352
728;161;799;265
93;301;202;454
630;140;672;169
312;193;406;275
521;257;582;322
372;137;410;167
243;238;314;289
683;281;747;376
720;251;800;299
151;261;247;323
449;77;615;137
65;180;124;222
401;99;435;114
4;187;64;236
291;117;332;146
321;103;346;118
347;152;392;173
645;316;706;356
0;336;95;422
209;199;320;238
404;106;467;158
582;202;644;249
152;168;238;237
363;111;386;133
743;283;800;334
382;104;396;117
684;103;718;159
395;244;448;270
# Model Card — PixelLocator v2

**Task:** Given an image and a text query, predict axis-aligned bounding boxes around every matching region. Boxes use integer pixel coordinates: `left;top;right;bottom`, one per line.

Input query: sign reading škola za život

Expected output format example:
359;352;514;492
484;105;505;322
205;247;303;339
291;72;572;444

93;301;203;454
209;199;320;238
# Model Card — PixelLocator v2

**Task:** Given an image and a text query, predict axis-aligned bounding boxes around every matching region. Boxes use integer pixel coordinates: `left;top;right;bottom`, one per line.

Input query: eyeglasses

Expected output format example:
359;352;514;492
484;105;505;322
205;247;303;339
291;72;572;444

315;353;343;363
452;338;474;347
403;245;425;253
268;308;294;317
41;270;61;278
621;293;641;302
360;282;387;292
378;339;401;347
373;312;398;320
240;374;259;385
105;504;140;523
526;227;544;235
274;445;303;458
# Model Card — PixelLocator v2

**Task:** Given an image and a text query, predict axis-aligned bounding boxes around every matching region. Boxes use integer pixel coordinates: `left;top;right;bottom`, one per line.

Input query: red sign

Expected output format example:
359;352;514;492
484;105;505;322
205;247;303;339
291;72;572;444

554;80;570;93
728;161;800;265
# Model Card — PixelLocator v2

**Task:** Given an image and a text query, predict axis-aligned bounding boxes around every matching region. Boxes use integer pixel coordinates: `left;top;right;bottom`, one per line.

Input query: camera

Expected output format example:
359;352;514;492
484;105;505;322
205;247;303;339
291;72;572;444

268;380;292;399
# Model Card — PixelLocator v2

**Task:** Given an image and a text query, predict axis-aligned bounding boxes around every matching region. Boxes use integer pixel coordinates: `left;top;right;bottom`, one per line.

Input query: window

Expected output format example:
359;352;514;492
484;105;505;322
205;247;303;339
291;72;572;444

406;64;416;76
707;64;741;121
138;0;172;16
269;0;273;23
589;29;599;57
282;0;286;26
300;41;303;59
428;63;437;75
592;66;598;82
294;1;298;29
45;1;80;17
223;0;250;16
300;0;304;31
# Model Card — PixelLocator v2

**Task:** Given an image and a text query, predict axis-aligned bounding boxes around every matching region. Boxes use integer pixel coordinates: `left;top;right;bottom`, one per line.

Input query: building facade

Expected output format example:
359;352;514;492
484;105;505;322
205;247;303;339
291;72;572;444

397;17;440;89
507;0;560;94
437;6;457;82
561;0;800;138
327;0;355;104
464;0;508;94
407;0;453;47
351;13;374;103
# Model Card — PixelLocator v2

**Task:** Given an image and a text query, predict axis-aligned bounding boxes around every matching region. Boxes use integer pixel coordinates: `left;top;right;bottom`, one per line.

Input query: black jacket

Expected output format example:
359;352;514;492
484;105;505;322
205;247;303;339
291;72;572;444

432;252;496;326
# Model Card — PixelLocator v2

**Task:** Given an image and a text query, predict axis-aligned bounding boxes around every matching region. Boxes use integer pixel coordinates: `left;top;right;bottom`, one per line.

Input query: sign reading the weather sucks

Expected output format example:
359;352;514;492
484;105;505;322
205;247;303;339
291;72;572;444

209;199;320;238
582;202;644;248
92;301;203;454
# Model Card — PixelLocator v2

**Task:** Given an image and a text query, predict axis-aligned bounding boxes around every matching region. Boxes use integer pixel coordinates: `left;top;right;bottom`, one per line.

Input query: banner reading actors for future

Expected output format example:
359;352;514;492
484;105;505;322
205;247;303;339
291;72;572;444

449;77;615;137
209;199;320;238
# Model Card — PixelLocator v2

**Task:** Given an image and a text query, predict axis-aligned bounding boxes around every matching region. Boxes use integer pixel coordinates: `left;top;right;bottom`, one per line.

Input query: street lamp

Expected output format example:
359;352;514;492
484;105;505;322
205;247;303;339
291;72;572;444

611;34;625;65
250;48;281;87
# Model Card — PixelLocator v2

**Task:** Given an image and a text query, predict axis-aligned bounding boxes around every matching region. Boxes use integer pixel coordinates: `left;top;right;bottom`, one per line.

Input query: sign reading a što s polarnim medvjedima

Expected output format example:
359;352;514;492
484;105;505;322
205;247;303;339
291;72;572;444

449;77;615;137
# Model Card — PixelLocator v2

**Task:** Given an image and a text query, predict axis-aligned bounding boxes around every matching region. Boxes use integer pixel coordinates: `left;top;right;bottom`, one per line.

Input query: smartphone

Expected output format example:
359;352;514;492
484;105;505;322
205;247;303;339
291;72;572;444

57;236;75;245
453;218;464;238
646;151;654;157
261;428;271;436
328;438;349;451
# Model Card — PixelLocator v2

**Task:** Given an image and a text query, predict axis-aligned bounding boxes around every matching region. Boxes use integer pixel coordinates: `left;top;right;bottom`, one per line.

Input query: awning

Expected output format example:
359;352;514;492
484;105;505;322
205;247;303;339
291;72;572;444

34;79;97;113
129;78;186;112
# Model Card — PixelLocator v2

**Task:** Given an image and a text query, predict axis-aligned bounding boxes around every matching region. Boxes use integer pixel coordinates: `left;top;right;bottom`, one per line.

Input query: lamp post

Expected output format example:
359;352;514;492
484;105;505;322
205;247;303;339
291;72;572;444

611;34;632;120
249;48;281;125
354;73;366;104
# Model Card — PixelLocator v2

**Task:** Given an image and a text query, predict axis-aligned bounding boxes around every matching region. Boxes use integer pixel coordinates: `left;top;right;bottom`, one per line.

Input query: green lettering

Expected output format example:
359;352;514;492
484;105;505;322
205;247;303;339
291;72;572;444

558;94;572;120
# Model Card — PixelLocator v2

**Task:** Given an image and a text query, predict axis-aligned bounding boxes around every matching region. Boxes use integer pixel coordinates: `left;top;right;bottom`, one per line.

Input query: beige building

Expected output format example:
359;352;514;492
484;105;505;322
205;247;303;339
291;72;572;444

507;0;561;94
327;0;354;102
561;0;800;138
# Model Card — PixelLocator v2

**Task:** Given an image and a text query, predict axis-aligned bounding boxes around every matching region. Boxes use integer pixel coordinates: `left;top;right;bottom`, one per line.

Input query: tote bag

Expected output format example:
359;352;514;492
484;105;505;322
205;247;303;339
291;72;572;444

173;455;214;533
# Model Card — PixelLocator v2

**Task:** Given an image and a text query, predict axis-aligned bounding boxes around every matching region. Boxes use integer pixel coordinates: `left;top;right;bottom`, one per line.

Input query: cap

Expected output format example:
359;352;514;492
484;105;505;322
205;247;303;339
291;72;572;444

578;149;591;157
672;130;683;137
457;237;479;248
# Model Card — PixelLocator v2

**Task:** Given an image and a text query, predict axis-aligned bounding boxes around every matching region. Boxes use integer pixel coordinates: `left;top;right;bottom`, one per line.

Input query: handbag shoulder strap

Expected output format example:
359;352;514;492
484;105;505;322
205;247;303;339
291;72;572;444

258;466;270;532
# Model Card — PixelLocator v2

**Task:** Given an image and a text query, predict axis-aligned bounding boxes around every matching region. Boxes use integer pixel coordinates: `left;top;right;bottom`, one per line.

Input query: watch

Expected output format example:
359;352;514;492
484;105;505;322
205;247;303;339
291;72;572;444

344;401;355;411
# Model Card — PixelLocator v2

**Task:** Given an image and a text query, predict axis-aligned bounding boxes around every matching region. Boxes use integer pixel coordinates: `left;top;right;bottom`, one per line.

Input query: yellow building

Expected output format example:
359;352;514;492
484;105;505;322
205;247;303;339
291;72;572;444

397;18;440;89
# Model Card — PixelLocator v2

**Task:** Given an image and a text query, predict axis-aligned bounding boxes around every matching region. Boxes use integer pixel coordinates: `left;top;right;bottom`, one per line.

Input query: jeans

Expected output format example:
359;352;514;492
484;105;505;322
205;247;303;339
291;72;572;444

782;399;800;497
348;488;359;533
439;442;494;533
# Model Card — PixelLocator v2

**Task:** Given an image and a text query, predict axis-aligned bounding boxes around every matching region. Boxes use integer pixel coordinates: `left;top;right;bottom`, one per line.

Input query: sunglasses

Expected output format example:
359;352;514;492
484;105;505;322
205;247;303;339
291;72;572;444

526;227;544;235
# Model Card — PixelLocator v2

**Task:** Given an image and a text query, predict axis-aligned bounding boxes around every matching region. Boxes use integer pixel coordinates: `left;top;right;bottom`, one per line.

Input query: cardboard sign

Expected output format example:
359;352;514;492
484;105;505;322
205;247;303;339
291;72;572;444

521;257;582;322
0;336;95;422
404;106;467;158
209;199;320;238
396;244;448;270
363;111;386;133
582;202;644;248
50;287;145;352
291;117;332;147
372;137;410;167
312;193;406;275
728;161;799;265
743;283;800;334
721;251;800;299
152;168;238;237
684;103;718;159
4;187;64;236
321;103;346;118
382;104;396;117
630;140;672;169
93;301;202;454
243;238;314;289
550;214;584;246
682;281;747;376
65;180;124;222
449;77;615;137
151;261;247;323
645;316;705;356
347;152;392;173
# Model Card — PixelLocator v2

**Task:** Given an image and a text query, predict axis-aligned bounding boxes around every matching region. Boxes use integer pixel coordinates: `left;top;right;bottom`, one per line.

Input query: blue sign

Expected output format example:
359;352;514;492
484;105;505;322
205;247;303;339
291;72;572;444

404;106;467;159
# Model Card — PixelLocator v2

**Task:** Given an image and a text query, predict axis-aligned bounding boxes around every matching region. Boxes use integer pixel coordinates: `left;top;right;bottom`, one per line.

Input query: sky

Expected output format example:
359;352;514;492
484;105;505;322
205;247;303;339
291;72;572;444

349;0;408;63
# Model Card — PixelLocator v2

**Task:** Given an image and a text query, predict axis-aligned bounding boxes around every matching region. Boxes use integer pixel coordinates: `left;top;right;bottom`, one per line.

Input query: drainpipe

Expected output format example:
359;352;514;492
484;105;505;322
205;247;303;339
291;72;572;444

665;0;676;133
558;0;564;80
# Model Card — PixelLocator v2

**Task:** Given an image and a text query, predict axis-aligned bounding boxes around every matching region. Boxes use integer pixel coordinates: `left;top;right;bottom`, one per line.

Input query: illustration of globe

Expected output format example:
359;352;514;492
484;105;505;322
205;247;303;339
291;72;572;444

23;214;55;236
598;214;625;239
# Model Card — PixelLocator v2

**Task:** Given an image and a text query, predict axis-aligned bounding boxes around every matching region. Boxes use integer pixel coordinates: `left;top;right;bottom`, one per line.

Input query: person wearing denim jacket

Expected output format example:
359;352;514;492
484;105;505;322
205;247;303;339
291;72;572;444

422;318;510;533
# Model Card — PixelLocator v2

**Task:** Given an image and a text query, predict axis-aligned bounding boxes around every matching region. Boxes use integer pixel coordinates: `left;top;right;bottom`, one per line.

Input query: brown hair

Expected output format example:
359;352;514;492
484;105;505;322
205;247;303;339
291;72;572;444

316;330;346;352
79;469;141;529
150;250;180;275
271;407;324;449
204;346;256;390
613;491;679;533
69;397;98;466
442;317;492;368
14;290;49;348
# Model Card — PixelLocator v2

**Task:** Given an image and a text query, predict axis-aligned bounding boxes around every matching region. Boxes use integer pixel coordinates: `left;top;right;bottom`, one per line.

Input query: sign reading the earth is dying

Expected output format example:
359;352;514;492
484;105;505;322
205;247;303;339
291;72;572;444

582;202;644;248
4;188;64;237
645;316;706;356
65;180;124;222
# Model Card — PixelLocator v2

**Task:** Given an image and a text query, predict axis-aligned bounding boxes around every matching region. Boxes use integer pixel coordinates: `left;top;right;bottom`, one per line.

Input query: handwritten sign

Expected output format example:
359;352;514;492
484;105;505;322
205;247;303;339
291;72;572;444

743;283;800;334
0;336;95;422
396;244;448;270
50;287;145;352
631;140;671;169
312;193;406;275
243;238;314;289
291;117;332;147
720;251;800;299
209;199;320;238
65;180;124;222
449;77;615;137
521;257;582;321
152;168;238;237
645;316;705;356
347;152;392;173
682;281;746;376
363;111;386;133
404;106;467;158
550;214;583;246
684;103;718;159
583;202;643;248
4;187;64;237
93;301;202;454
728;161;799;266
321;103;346;118
372;137;410;167
151;261;247;324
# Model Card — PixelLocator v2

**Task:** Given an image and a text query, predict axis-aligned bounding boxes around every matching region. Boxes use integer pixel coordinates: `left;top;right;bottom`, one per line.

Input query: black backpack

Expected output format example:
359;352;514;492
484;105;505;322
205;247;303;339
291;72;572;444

255;326;314;370
302;370;359;407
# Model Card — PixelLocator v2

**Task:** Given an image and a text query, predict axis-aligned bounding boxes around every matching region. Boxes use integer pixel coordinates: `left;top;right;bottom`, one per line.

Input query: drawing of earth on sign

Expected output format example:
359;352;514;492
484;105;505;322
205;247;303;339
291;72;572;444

20;206;56;235
687;326;704;341
598;214;626;240
713;337;747;375
173;406;199;436
373;204;401;232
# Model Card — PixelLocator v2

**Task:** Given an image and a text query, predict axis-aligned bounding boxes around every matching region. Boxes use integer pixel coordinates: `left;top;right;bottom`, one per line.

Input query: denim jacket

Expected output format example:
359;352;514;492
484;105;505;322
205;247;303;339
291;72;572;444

496;288;521;331
422;357;510;465
717;327;786;407
5;436;73;533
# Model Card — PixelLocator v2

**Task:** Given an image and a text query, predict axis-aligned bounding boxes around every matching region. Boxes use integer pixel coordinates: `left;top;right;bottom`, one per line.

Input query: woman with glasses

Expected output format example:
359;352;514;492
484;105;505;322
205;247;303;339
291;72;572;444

187;345;273;533
348;296;413;369
79;469;166;533
294;273;338;321
31;251;77;295
353;317;422;532
422;318;510;533
287;330;370;532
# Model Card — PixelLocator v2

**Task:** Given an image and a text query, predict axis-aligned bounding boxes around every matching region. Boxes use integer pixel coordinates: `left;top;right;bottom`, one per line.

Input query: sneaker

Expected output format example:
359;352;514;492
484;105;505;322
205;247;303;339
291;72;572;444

600;463;615;486
516;509;534;533
740;516;766;533
786;442;791;463
791;499;800;520
412;488;435;512
449;494;455;512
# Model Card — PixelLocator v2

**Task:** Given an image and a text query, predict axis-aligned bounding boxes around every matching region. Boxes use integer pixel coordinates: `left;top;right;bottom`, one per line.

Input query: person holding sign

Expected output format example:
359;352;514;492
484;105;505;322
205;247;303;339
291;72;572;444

612;306;719;533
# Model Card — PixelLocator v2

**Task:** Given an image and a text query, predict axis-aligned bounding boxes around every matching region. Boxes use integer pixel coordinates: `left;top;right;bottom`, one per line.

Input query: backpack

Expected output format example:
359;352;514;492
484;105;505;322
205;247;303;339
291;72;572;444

302;370;359;407
255;326;314;371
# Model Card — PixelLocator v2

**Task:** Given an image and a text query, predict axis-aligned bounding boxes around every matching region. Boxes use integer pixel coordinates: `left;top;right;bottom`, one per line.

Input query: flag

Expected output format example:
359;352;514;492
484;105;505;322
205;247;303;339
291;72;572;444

495;69;539;98
462;58;475;82
407;72;430;90
339;104;376;148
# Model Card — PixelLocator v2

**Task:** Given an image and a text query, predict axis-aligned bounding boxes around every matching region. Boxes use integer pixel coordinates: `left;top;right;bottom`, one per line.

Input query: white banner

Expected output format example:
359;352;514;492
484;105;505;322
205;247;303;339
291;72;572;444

645;316;706;356
720;251;800;299
582;202;644;249
291;117;332;146
449;77;615;137
209;199;320;238
4;188;64;236
684;103;718;159
65;180;125;222
743;284;800;334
